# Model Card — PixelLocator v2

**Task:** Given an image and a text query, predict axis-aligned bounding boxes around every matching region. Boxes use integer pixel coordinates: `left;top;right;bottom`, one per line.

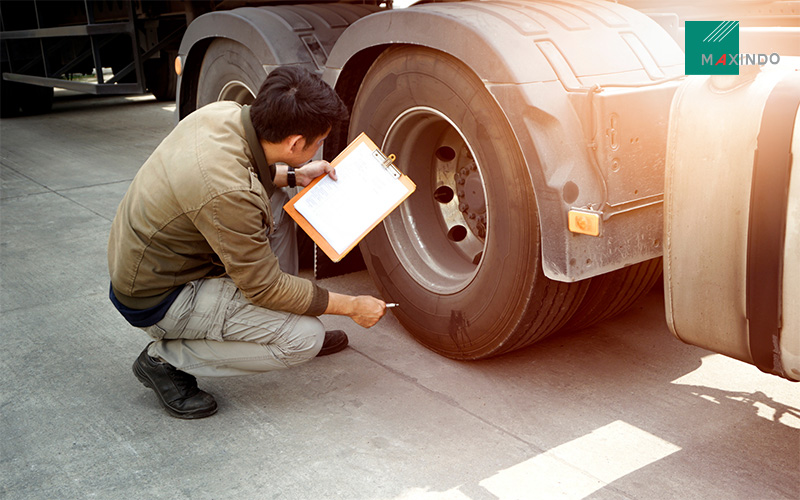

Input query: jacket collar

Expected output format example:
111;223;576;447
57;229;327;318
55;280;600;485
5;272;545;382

241;105;276;197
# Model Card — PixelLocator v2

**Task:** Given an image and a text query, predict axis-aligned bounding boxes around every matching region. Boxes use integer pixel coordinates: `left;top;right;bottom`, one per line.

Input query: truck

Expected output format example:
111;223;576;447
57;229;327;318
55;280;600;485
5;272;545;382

2;0;798;381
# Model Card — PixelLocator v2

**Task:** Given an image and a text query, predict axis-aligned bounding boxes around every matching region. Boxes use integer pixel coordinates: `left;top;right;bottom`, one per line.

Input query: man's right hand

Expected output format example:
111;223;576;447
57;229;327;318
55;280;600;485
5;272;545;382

325;292;386;328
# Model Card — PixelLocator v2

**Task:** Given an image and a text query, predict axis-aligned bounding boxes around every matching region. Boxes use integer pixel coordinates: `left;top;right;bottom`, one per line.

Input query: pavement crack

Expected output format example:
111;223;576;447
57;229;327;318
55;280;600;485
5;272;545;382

52;191;112;220
350;347;541;451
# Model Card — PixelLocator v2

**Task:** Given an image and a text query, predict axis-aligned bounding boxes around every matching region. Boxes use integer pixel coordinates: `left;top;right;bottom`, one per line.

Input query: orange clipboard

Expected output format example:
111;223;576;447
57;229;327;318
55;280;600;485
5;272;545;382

284;133;416;262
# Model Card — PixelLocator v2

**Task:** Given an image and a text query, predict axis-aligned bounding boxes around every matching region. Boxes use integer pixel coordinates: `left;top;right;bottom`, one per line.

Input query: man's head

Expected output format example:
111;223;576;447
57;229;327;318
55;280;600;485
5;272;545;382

251;66;348;163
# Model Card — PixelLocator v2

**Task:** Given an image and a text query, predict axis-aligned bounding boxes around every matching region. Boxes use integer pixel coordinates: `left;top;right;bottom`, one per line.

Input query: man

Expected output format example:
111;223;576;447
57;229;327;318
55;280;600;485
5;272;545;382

108;67;386;419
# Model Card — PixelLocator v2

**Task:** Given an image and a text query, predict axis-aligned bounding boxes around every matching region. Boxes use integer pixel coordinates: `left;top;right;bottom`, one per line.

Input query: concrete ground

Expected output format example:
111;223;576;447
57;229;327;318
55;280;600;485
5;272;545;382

1;93;798;500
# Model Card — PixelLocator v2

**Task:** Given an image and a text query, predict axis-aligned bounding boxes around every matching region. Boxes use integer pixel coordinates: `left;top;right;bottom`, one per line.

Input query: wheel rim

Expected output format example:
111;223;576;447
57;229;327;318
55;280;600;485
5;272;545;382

218;80;255;105
381;106;488;294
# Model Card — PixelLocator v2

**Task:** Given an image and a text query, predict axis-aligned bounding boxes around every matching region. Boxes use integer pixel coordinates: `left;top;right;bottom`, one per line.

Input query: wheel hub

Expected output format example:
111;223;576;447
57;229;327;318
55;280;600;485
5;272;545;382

454;158;487;240
380;106;489;293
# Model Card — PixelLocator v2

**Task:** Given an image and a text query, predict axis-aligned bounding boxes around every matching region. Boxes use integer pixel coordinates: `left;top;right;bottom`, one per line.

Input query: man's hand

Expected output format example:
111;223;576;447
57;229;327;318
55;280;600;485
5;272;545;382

296;160;337;187
325;292;386;328
348;295;386;328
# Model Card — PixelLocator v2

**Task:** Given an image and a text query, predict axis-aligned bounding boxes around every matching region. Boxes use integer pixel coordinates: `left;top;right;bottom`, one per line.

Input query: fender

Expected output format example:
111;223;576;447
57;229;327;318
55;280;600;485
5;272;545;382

325;1;684;282
176;3;381;119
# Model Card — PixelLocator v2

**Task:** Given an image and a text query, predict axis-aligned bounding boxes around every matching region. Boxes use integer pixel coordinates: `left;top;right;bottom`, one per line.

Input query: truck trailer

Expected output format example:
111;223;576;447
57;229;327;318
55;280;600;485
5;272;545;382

2;0;798;381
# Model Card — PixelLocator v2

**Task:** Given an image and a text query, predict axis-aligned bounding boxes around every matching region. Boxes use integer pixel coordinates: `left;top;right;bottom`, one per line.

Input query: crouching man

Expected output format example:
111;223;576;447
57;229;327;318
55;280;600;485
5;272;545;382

108;67;386;419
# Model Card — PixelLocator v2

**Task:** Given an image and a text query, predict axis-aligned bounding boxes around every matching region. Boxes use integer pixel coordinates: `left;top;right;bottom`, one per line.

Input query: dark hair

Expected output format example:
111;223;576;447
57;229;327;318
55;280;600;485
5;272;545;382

250;66;348;144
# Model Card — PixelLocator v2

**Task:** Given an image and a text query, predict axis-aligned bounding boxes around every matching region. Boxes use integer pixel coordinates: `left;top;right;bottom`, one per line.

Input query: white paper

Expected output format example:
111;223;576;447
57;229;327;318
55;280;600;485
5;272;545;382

294;142;409;255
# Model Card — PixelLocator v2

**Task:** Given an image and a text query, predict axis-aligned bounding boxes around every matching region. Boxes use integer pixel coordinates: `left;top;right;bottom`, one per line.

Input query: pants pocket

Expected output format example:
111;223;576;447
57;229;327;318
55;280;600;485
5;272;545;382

142;323;167;340
143;278;240;342
150;281;199;339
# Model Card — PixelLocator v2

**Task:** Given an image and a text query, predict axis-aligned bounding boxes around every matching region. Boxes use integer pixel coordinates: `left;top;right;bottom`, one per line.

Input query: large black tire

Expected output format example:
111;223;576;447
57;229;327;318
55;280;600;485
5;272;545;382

21;84;53;115
0;79;53;117
352;47;588;360
144;53;178;102
196;38;264;108
562;258;663;332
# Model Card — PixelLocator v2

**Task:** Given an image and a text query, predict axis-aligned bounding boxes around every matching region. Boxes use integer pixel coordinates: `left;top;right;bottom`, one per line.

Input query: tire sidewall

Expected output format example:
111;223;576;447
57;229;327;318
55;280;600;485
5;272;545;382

197;39;264;108
352;47;541;357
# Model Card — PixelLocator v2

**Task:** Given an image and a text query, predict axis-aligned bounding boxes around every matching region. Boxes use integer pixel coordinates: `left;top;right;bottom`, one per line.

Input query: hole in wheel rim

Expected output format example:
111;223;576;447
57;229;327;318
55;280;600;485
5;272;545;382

435;146;456;162
434;186;455;204
447;225;468;242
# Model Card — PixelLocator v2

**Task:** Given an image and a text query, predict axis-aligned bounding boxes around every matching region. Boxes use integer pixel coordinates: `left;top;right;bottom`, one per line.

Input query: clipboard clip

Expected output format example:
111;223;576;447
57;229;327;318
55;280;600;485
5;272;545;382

373;150;401;179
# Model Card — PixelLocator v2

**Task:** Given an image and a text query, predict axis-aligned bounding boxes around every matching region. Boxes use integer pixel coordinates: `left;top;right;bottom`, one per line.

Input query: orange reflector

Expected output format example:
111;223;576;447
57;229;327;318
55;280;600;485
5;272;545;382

568;209;601;236
174;55;183;76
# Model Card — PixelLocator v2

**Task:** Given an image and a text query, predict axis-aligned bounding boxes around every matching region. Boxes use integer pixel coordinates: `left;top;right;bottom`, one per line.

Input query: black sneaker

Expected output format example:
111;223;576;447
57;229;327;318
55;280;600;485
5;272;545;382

132;346;218;419
316;330;349;357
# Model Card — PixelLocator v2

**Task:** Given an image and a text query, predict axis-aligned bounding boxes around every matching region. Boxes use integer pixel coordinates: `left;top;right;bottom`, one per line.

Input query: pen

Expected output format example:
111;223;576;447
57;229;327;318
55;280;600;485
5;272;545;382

386;303;400;308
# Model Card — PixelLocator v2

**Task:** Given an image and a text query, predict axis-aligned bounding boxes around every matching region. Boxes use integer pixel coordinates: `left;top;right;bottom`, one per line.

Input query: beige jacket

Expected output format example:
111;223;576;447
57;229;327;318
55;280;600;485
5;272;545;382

108;101;328;316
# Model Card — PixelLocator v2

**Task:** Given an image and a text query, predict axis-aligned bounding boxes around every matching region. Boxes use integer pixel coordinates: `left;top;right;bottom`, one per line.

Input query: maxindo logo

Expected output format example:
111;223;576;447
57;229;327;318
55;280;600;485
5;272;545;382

685;21;781;75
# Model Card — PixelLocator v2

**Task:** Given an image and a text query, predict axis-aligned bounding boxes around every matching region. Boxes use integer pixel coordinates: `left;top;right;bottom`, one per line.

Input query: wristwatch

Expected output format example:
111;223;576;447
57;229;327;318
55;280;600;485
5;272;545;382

287;165;296;188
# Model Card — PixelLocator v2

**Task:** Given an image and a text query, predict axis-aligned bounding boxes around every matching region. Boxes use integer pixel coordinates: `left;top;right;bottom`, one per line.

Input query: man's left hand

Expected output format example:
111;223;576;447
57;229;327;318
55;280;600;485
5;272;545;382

296;160;336;187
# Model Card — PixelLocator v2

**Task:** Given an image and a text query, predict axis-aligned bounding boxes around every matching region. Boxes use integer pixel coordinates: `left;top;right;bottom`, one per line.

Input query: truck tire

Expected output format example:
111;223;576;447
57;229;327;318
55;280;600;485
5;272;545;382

351;46;588;360
196;38;263;108
145;53;178;102
561;258;662;332
0;78;17;117
0;79;53;117
20;84;53;115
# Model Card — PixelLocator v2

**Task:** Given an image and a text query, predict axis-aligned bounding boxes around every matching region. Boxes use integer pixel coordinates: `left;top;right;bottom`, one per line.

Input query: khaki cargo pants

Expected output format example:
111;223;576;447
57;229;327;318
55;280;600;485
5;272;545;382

142;189;325;377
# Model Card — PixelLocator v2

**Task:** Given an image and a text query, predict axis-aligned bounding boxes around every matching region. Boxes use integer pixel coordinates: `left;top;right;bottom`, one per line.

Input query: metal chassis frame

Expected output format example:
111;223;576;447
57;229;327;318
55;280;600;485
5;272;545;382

0;0;183;95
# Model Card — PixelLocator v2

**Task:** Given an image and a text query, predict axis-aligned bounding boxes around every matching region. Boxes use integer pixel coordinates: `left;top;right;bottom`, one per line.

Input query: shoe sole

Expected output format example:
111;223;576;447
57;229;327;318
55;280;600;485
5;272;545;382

132;359;218;419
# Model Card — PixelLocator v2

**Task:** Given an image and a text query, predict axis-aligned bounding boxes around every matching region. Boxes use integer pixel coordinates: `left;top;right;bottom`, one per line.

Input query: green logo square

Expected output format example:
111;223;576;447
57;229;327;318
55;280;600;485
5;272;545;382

685;21;739;75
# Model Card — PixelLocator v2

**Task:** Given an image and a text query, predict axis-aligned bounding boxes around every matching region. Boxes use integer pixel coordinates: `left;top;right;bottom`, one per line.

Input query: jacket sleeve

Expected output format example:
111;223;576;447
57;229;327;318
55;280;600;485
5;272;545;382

191;188;329;316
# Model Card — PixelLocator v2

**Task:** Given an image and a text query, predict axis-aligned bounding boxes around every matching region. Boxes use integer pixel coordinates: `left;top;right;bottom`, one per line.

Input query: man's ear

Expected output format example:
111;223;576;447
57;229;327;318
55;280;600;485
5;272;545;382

284;134;305;153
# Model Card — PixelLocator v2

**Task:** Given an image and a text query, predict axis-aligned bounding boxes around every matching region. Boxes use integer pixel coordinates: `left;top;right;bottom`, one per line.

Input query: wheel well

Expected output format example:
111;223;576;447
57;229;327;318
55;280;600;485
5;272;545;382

328;43;487;163
323;3;683;281
176;4;383;121
326;44;390;162
177;37;213;120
